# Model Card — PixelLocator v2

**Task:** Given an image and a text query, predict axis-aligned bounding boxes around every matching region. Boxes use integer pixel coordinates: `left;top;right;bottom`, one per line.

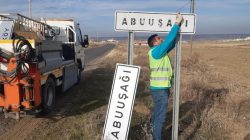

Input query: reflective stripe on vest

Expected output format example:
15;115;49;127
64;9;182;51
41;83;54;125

151;68;170;72
151;77;171;81
148;49;173;88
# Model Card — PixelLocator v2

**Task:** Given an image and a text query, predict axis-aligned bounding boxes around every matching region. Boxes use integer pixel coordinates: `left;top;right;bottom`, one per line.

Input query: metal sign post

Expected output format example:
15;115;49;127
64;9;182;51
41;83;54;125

172;34;182;140
128;31;134;65
114;11;196;140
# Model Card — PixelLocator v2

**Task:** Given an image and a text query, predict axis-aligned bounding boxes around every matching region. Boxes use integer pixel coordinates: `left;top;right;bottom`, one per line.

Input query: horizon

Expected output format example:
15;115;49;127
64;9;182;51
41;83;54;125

93;33;250;38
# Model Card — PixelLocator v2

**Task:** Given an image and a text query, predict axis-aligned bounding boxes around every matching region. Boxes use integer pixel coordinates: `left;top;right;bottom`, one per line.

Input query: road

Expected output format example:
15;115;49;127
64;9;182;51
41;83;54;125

85;43;115;64
0;43;115;139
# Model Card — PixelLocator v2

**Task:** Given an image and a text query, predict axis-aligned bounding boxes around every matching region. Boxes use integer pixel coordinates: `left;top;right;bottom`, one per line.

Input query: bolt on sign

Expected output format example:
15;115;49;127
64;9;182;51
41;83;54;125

103;64;140;140
115;11;196;34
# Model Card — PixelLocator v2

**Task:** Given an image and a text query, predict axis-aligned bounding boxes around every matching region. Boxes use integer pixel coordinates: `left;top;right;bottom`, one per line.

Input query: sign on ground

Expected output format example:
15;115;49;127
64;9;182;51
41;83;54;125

103;63;140;140
115;11;196;34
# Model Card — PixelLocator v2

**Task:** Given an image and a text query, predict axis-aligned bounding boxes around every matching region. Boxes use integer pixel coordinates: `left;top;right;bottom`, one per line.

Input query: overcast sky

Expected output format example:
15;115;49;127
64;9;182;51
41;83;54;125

1;0;250;37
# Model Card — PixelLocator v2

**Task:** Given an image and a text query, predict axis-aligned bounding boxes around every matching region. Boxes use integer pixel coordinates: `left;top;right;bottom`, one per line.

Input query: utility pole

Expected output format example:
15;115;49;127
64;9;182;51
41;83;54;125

29;0;32;18
190;0;195;54
191;0;195;13
96;31;99;42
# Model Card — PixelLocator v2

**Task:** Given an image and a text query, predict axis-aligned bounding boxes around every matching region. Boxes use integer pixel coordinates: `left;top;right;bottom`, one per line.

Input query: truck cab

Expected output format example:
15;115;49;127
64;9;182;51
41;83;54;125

44;19;89;71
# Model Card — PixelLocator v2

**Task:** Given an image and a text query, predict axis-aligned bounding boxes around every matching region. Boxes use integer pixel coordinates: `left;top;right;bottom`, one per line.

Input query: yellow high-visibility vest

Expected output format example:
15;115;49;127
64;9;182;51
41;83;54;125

148;49;173;88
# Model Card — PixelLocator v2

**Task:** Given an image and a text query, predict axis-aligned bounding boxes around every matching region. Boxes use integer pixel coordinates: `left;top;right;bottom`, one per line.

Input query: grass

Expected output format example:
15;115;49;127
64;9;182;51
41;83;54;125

27;41;250;140
98;42;250;140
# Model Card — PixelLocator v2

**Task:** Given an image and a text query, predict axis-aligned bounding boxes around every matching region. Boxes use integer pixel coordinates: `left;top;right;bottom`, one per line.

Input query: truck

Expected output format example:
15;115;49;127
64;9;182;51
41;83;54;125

0;13;89;119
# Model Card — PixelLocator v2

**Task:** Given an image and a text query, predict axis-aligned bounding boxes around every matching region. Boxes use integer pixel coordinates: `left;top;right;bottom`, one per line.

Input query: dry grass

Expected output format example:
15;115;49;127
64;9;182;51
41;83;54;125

178;44;250;140
98;41;250;140
2;39;249;140
26;40;250;140
178;53;230;140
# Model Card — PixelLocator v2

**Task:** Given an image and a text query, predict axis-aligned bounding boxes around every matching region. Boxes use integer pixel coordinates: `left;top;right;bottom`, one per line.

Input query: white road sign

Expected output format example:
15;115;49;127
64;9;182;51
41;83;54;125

0;20;14;40
115;11;196;34
103;63;140;140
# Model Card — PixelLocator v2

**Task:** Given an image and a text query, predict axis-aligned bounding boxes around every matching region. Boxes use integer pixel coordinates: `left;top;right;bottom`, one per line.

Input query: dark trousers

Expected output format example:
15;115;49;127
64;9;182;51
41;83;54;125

151;89;170;140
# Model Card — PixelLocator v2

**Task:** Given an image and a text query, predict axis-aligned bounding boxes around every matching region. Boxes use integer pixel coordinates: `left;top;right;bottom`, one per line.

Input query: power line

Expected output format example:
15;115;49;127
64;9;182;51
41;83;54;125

190;0;195;54
176;1;191;12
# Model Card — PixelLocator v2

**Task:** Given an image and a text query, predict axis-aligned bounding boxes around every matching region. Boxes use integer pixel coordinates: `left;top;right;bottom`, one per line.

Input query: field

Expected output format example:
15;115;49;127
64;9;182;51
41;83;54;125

104;39;250;140
0;39;250;140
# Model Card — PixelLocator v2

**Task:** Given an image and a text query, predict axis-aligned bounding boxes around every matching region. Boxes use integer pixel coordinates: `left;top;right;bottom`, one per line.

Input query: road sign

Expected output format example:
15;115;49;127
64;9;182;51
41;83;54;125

0;20;14;40
115;11;196;34
103;64;140;140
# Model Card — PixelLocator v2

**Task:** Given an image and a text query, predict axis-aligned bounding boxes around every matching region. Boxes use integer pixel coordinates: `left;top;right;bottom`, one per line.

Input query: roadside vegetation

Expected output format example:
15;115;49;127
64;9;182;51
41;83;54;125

95;41;250;140
2;40;249;140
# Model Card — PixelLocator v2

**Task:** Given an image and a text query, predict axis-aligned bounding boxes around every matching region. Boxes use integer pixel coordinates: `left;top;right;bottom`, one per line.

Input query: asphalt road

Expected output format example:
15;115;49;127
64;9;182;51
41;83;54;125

84;43;115;64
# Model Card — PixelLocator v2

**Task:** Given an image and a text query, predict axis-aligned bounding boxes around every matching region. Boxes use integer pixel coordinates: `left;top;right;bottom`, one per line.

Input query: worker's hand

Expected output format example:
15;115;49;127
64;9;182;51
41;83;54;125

175;13;183;26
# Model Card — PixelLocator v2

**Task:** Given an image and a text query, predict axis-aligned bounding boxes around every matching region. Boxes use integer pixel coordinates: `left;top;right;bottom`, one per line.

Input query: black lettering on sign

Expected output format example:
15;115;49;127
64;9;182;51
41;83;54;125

115;111;123;118
119;93;128;100
4;28;9;32
158;19;163;27
185;20;188;27
167;19;172;27
111;131;119;139
131;18;136;25
113;121;121;128
122;18;127;25
149;19;154;26
117;101;125;109
140;18;145;25
123;70;131;73
120;75;130;82
3;33;8;36
120;85;128;92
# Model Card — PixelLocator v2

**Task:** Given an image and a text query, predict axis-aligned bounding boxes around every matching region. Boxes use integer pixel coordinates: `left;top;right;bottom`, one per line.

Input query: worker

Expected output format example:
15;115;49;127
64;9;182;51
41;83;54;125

147;13;183;140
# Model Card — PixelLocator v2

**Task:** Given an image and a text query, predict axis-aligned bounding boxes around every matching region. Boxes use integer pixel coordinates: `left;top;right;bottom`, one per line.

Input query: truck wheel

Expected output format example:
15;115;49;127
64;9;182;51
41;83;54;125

42;78;55;113
76;68;82;84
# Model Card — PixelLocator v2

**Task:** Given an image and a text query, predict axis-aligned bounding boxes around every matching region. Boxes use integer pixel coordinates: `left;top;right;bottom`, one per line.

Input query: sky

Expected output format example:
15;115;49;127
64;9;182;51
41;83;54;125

0;0;250;37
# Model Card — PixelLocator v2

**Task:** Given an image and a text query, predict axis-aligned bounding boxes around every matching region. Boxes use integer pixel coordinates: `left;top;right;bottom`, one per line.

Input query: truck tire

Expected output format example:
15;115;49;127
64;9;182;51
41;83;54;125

76;68;82;84
0;107;3;113
42;77;55;113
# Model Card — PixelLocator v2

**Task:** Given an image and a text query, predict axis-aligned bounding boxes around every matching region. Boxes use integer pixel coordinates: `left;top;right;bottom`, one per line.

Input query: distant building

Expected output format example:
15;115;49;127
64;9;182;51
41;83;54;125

134;40;147;46
107;38;119;43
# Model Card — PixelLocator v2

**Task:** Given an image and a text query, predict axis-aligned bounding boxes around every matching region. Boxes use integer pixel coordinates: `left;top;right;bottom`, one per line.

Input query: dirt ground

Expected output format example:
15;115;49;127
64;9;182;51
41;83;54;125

0;40;250;140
